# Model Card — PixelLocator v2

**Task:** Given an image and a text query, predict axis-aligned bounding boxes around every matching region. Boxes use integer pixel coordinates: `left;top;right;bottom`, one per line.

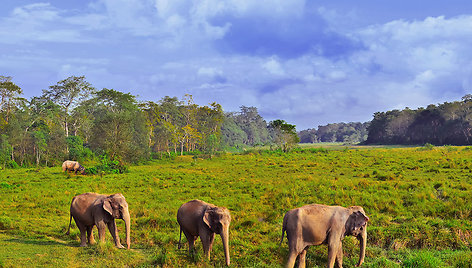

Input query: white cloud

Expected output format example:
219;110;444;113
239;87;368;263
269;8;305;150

2;1;472;130
262;58;285;75
197;67;222;77
12;3;60;21
0;3;92;43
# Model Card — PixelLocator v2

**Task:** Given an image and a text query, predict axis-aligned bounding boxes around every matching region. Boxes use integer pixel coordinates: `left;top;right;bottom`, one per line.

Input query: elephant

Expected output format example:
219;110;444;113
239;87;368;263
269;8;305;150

66;192;130;249
62;160;85;174
280;204;369;268
177;199;231;266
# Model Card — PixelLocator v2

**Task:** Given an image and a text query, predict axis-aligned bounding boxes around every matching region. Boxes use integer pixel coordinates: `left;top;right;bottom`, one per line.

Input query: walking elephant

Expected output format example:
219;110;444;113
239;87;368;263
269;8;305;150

66;192;131;249
280;204;369;268
62;160;85;174
177;199;231;266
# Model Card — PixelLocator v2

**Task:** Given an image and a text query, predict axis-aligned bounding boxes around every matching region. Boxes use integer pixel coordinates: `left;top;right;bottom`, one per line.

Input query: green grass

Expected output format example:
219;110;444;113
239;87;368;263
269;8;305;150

2;146;472;266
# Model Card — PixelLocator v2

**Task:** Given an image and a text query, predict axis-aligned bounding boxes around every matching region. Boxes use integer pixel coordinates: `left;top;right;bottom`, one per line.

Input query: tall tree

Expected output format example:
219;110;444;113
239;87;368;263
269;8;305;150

0;76;22;124
89;88;148;162
269;119;299;152
42;76;95;137
234;106;270;145
221;112;248;147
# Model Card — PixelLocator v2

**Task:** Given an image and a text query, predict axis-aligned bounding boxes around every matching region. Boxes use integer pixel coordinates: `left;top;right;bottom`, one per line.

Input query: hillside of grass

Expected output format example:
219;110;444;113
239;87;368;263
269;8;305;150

1;146;472;267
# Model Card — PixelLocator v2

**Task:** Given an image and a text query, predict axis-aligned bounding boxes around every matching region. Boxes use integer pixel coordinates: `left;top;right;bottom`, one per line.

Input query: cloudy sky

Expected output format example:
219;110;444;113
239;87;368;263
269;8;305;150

1;0;472;130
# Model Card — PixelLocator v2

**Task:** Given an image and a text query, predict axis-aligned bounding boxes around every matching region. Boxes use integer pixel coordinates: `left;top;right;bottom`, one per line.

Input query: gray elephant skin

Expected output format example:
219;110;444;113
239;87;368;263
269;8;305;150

280;204;369;268
177;199;231;266
66;192;131;249
62;160;85;174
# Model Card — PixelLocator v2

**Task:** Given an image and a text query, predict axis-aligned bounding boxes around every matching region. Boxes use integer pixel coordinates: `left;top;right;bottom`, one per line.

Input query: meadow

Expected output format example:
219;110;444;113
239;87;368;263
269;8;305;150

1;145;472;267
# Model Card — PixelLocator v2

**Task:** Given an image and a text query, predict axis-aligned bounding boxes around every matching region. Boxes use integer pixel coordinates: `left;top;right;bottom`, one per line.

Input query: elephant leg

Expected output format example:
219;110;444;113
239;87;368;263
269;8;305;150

76;221;87;247
335;244;343;268
200;231;215;260
286;249;298;268
298;248;307;268
182;229;197;253
107;220;124;248
327;241;341;268
96;221;107;243
87;226;95;245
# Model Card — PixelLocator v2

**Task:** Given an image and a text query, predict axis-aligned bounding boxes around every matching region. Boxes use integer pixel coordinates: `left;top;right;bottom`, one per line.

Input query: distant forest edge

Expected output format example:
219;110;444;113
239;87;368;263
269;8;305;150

301;94;472;146
1;75;472;168
0;75;300;168
298;122;370;144
366;94;472;145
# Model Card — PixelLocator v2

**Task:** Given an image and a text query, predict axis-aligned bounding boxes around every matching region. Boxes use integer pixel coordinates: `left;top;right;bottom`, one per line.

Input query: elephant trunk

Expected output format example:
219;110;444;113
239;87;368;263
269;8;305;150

123;209;131;249
356;227;367;267
221;225;230;266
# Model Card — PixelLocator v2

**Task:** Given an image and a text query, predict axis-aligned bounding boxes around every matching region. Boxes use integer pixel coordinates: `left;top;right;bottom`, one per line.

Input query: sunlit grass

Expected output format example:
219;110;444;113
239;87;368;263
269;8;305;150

1;146;472;266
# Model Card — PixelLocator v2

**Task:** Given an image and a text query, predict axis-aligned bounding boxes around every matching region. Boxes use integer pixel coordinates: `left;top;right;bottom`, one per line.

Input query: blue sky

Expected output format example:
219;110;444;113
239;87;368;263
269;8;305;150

1;0;472;130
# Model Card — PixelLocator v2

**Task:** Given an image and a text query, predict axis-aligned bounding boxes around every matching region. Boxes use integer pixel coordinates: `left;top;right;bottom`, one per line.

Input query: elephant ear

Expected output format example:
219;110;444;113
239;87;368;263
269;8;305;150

103;199;113;216
355;212;369;227
203;208;216;231
347;211;369;234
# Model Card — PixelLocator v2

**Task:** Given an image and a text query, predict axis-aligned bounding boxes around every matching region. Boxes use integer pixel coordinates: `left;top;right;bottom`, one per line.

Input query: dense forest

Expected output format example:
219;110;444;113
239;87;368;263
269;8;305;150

3;75;472;169
298;122;370;144
0;75;298;168
366;95;472;145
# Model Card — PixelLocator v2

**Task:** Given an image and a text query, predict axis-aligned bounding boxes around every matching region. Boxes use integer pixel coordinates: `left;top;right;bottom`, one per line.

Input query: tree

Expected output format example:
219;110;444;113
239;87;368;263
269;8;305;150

42;76;95;137
365;94;472;145
142;97;183;155
269;119;300;152
233;106;270;145
89;88;148;162
221;113;248;147
32;130;47;166
196;102;224;153
0;76;23;126
0;134;12;169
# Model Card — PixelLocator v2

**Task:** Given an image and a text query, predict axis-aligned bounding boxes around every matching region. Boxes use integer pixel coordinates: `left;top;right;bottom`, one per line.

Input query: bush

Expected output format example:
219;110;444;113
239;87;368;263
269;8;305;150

423;143;435;150
6;160;19;169
86;155;128;175
66;136;94;161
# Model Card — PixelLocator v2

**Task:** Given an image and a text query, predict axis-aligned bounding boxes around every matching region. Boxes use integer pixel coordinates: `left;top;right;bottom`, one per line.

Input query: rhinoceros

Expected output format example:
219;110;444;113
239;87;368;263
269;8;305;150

62;160;86;174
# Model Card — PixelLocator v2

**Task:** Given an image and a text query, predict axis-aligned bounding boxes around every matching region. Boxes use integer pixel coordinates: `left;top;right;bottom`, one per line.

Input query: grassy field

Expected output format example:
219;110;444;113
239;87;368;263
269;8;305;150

1;145;472;267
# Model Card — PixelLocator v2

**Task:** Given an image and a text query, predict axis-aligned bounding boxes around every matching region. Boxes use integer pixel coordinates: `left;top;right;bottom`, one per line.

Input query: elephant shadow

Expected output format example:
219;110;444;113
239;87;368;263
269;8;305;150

7;237;76;247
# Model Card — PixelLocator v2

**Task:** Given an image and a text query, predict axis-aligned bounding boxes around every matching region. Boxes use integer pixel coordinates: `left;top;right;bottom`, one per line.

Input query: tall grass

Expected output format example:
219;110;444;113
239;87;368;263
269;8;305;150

1;146;472;266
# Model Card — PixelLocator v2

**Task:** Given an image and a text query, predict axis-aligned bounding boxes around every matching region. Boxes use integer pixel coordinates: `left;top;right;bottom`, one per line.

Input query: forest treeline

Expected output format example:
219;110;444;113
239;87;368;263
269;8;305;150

365;95;472;145
298;122;370;144
0;76;298;168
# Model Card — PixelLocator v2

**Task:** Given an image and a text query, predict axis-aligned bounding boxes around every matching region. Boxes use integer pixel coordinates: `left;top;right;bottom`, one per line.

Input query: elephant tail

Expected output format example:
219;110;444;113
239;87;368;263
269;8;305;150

279;214;287;247
66;214;72;235
178;227;182;249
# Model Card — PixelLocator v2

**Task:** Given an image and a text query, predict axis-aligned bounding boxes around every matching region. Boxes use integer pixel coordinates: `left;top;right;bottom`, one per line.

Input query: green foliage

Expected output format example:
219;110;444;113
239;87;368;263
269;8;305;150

366;97;472;145
423;143;435;150
86;155;128;174
0;134;12;168
299;122;370;144
66;135;93;161
89;88;149;162
221;106;271;147
269;119;299;152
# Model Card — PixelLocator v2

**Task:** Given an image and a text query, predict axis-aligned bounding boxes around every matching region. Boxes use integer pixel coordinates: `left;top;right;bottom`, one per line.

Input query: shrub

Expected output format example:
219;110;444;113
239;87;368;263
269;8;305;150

86;155;128;175
423;143;435;150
